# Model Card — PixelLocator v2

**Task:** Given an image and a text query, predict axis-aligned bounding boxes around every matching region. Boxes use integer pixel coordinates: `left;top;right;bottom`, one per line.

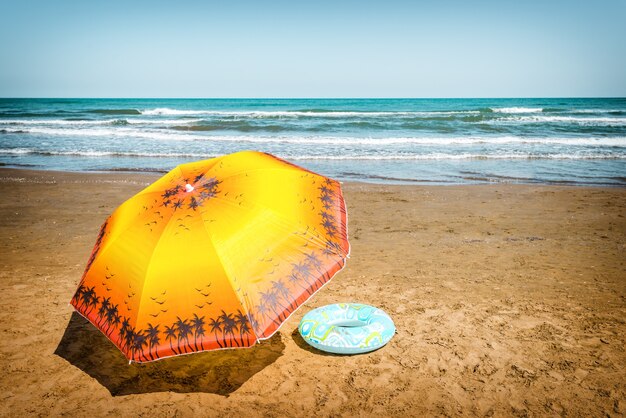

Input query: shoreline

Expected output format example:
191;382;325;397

1;166;625;188
1;168;624;416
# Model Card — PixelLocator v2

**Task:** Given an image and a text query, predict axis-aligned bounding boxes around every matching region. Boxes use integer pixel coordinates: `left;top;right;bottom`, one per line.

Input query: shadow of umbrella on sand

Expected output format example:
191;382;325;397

55;312;285;396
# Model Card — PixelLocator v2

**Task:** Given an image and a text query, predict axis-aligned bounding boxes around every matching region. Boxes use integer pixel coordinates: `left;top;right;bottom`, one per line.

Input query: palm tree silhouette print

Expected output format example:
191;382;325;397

174;317;193;353
208;317;223;348
291;262;315;291
118;317;131;351
130;330;148;362
191;314;206;351
104;304;120;335
261;289;293;322
86;294;100;316
304;252;331;290
96;296;110;327
218;310;237;347
145;323;160;360
78;286;95;311
235;310;252;346
289;271;311;295
72;284;85;309
272;279;297;311
164;325;179;355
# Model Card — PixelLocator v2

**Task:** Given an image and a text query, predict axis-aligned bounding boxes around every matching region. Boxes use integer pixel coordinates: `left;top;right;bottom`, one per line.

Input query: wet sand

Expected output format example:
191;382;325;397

0;168;625;417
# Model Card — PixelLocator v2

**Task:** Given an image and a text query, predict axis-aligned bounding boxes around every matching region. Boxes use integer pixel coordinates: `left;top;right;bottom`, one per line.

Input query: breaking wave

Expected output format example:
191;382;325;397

1;148;623;161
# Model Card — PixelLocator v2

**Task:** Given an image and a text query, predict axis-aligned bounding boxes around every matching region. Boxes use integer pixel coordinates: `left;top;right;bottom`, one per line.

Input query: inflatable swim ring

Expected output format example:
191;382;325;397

298;303;395;354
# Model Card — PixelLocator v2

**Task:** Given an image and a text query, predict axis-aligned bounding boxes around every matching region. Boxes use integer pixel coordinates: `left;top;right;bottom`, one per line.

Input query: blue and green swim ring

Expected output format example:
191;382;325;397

298;303;396;354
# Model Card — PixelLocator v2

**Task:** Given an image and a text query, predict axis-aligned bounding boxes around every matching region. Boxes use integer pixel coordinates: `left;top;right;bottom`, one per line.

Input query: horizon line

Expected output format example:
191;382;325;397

1;96;625;100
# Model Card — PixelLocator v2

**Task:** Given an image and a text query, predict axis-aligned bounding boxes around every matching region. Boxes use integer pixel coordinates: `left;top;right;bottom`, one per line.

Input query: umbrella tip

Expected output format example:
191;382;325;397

185;183;195;193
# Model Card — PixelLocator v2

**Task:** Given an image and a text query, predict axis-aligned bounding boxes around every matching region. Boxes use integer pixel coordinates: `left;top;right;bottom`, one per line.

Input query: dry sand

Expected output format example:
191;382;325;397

0;168;625;417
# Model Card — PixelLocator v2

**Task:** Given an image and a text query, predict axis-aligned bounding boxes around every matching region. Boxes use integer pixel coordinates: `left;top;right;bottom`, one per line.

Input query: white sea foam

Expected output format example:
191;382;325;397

496;115;626;125
1;148;622;161
0;148;33;154
568;109;624;114
0;118;201;126
288;153;624;160
139;108;481;118
141;108;218;116
0;126;196;141
491;107;544;113
0;149;212;158
0;119;118;126
123;118;201;125
3;126;626;147
192;135;626;147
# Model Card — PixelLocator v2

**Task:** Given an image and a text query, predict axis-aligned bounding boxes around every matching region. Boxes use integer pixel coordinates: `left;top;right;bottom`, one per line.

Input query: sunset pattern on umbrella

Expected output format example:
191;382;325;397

70;151;349;362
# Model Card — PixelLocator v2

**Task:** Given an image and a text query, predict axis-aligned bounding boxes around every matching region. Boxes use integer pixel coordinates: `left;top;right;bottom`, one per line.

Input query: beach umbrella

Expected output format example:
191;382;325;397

70;151;349;362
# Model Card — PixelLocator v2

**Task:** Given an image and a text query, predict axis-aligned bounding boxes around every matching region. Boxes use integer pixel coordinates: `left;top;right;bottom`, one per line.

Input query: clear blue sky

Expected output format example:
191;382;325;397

1;0;624;98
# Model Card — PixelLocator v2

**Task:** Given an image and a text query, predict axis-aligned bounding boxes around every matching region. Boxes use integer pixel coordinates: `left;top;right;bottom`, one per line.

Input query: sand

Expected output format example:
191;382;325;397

0;168;625;417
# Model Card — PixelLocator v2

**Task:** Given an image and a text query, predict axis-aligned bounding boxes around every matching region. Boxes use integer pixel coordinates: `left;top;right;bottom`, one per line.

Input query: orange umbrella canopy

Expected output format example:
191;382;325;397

70;151;349;362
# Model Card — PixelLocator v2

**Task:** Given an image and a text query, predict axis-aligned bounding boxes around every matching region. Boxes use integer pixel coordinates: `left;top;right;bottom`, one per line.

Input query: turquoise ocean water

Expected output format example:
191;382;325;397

0;98;625;185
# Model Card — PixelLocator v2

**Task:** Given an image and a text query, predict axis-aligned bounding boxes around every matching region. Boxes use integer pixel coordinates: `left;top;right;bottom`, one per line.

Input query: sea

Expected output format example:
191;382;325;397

1;98;625;185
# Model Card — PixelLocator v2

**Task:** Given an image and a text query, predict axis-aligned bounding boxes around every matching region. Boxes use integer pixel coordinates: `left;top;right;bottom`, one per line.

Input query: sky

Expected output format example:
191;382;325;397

0;0;625;98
